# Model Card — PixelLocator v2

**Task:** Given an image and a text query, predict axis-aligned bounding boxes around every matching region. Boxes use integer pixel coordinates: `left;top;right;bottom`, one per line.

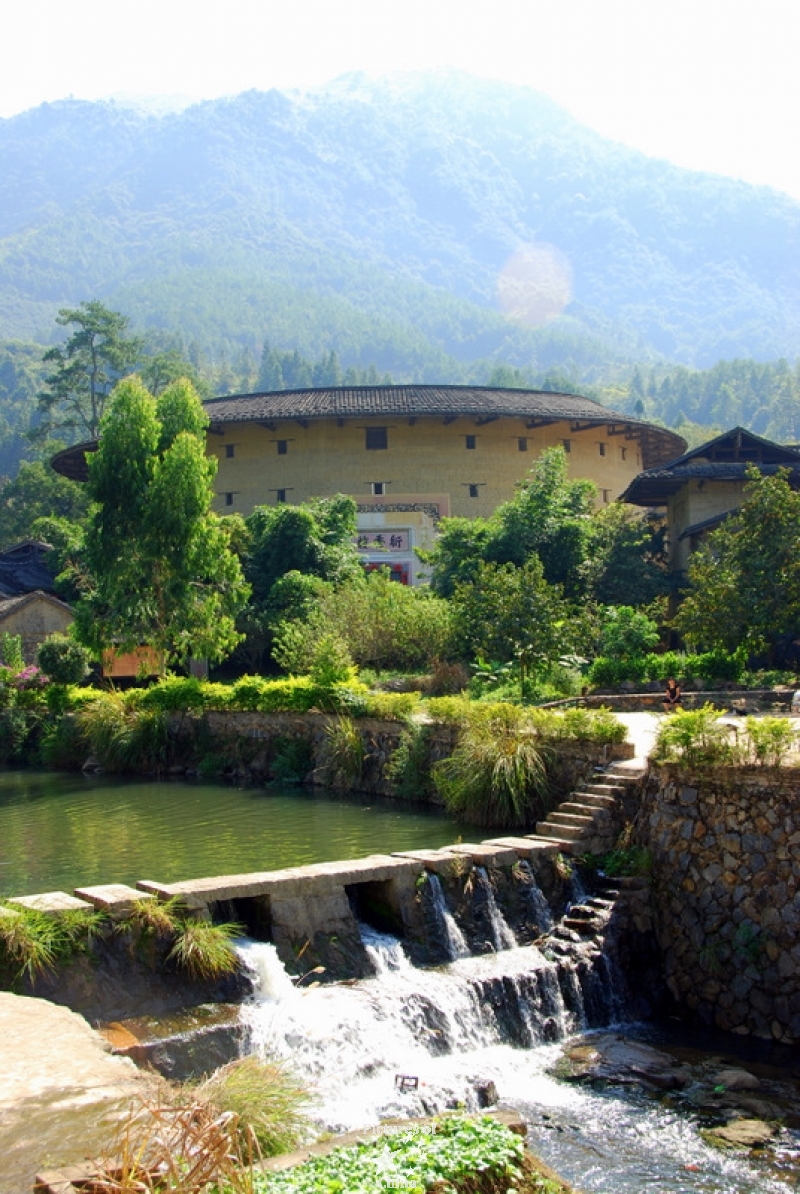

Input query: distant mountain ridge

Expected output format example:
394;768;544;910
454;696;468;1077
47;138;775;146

0;70;798;372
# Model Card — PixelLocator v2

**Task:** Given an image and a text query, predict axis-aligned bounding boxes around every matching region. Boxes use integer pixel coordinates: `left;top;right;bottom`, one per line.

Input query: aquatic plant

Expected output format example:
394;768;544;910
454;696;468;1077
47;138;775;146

252;1114;528;1194
0;902;104;980
167;918;242;981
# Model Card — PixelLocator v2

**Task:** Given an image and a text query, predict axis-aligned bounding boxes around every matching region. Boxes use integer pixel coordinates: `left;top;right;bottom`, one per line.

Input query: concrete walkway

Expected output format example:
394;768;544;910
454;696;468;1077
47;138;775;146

614;711;663;768
0;992;155;1194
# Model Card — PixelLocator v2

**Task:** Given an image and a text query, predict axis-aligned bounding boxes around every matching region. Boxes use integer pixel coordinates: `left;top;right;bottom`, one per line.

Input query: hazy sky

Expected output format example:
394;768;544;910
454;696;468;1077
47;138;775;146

4;0;799;199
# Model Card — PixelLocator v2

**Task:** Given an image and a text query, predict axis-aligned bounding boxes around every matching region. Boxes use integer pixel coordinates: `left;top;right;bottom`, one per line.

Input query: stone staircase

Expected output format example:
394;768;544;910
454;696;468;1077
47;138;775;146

529;762;646;855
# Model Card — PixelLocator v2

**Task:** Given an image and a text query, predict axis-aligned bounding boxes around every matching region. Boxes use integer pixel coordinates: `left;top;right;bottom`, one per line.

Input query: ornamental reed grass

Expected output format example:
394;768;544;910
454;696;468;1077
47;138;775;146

433;704;551;828
198;1055;312;1157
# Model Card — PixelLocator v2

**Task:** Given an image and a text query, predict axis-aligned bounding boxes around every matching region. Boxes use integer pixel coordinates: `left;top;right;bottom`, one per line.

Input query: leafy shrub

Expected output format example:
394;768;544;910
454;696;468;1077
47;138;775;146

39;712;88;770
588;655;647;687
0;632;23;671
199;1055;311;1157
433;703;551;827
0;706;42;763
652;705;742;768
307;634;357;687
531;705;626;745
744;716;797;767
359;690;421;721
136;675;209;711
37;633;90;686
426;695;476;724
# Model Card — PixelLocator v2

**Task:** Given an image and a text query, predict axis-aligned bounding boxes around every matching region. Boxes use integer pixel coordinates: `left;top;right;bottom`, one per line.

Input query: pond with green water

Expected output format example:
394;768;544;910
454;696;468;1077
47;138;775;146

0;770;462;897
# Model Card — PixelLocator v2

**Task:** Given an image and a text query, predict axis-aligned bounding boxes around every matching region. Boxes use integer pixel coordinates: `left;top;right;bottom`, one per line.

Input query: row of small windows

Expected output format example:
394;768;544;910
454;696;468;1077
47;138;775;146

222;433;629;458
223;483;614;508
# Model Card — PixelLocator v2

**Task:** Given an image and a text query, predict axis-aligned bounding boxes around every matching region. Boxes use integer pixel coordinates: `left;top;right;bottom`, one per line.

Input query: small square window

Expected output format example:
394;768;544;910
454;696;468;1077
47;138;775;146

465;434;476;450
598;442;606;457
276;489;286;503
366;427;388;450
277;440;288;455
224;492;234;507
468;484;479;499
518;437;528;452
563;439;571;453
225;443;235;459
602;489;611;504
372;482;385;496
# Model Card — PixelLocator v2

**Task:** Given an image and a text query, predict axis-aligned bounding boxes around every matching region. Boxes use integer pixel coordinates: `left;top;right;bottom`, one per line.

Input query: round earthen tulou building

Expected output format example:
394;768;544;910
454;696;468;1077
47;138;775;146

54;384;684;584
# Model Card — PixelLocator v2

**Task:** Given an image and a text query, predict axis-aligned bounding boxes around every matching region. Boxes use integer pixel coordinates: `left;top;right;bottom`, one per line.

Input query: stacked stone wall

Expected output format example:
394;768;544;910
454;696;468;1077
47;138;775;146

641;764;800;1043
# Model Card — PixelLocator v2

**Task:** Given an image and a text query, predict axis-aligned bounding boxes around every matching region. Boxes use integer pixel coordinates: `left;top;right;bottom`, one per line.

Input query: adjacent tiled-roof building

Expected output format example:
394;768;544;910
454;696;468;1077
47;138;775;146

622;426;800;579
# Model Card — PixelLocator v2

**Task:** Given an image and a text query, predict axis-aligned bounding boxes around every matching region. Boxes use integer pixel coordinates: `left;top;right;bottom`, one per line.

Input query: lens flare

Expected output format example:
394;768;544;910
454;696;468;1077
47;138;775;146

496;242;573;326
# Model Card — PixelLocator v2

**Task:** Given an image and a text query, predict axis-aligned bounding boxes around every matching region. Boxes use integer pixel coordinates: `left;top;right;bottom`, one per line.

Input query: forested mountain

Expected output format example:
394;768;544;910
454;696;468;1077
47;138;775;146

1;70;799;376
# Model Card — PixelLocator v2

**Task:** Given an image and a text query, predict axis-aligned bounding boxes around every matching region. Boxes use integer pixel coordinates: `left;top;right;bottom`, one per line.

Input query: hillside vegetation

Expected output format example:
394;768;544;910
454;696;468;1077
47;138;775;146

1;70;798;374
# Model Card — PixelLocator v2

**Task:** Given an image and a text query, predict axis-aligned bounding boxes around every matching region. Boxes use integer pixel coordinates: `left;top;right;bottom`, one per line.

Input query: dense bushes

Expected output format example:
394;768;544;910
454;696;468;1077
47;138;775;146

588;648;747;688
653;707;799;769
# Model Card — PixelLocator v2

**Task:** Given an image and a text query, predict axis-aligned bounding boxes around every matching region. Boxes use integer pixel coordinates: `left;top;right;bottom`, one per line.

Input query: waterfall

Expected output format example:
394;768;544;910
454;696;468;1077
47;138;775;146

567;867;588;908
239;932;614;1133
359;922;410;974
423;872;470;960
513;860;554;935
235;938;297;1002
473;866;517;951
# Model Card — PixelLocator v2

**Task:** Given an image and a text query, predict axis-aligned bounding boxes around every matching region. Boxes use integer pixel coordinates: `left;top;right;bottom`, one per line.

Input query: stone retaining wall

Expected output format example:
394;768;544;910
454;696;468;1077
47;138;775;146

171;710;632;807
640;763;800;1043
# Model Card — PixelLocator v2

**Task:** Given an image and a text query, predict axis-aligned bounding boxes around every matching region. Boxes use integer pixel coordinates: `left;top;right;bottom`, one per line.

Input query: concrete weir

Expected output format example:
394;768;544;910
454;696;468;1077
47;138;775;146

11;836;562;983
136;837;561;977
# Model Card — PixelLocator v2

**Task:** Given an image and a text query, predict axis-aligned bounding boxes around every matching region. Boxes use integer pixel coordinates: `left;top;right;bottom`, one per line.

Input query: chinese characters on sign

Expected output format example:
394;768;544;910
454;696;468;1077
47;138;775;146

355;530;409;551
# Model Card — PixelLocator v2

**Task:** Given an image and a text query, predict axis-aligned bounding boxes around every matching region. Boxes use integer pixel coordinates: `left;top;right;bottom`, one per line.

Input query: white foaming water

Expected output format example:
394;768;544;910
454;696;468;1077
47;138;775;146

425;872;470;959
235;938;297;1002
359;922;411;973
515;860;555;933
474;865;517;951
236;934;789;1194
241;937;583;1131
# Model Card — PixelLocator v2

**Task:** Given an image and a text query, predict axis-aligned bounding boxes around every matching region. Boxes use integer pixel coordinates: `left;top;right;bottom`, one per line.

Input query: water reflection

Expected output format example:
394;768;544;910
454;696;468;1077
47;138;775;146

0;770;461;896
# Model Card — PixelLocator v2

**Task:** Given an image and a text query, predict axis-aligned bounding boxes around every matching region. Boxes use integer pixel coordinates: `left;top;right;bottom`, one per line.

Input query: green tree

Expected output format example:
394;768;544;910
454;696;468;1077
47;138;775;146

674;466;800;661
0;461;90;550
486;447;597;595
451;558;573;672
74;376;249;667
36;302;143;441
588;503;669;606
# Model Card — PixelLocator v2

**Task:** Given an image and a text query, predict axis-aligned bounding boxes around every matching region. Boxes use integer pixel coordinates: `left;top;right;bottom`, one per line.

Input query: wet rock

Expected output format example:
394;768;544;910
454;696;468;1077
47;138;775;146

703;1117;777;1149
555;1033;691;1091
712;1066;761;1091
471;1078;499;1107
